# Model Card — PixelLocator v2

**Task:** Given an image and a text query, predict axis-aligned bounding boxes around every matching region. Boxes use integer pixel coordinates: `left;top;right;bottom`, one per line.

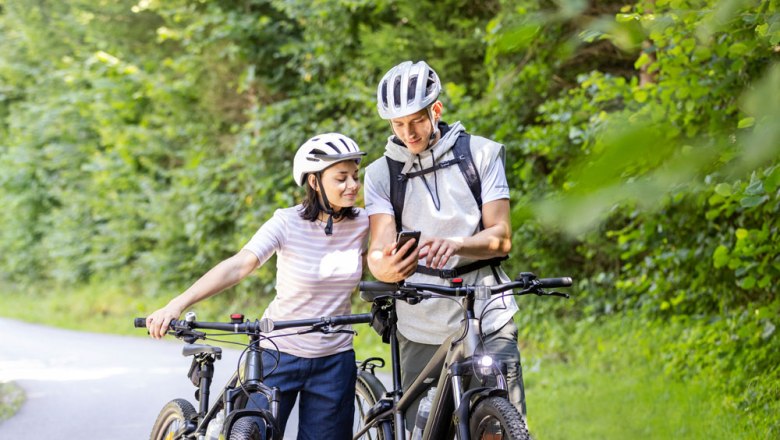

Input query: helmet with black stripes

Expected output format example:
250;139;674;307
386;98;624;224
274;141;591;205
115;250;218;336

376;60;441;120
293;133;366;186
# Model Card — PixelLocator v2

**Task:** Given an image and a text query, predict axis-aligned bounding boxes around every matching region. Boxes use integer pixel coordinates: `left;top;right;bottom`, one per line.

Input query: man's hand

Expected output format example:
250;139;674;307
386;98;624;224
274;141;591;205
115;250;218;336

369;237;418;282
418;237;463;270
368;214;418;282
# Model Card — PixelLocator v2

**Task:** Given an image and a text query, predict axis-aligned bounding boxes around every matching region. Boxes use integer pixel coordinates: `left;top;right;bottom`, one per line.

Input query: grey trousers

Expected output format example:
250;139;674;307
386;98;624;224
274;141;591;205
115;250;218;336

397;319;526;429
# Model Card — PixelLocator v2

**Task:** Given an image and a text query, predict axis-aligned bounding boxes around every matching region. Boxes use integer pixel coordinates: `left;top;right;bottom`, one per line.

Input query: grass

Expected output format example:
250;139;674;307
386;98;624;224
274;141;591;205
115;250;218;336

0;280;773;438
0;279;391;366
0;382;25;422
525;351;760;439
520;315;773;440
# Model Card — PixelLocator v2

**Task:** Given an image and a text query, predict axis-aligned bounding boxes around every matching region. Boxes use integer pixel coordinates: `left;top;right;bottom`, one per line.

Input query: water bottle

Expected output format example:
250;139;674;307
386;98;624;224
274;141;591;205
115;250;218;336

411;387;437;440
204;411;225;440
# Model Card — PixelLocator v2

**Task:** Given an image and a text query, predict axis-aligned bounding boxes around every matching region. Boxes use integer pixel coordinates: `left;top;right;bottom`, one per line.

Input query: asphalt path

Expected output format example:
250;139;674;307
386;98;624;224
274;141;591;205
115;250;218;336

0;317;307;439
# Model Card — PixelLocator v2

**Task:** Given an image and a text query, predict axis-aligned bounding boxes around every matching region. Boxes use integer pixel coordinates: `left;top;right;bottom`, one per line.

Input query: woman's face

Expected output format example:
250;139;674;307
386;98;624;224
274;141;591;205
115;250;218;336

313;160;361;210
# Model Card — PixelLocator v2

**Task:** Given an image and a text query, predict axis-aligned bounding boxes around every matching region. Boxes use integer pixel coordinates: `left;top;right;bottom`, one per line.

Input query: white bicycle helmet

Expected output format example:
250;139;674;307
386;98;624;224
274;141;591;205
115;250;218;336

293;133;365;186
376;60;442;120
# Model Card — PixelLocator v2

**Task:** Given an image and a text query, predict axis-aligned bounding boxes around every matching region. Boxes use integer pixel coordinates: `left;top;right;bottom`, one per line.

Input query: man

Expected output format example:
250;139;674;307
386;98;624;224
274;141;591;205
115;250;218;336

364;60;525;428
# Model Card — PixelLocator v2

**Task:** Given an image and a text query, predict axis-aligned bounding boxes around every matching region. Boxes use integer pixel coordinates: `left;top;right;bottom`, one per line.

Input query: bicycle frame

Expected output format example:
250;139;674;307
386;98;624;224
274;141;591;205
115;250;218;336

357;297;510;440
355;274;571;440
174;332;282;439
136;312;372;440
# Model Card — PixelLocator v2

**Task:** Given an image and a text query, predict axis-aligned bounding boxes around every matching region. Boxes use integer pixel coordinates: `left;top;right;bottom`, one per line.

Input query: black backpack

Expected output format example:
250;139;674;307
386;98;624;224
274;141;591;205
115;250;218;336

385;131;506;279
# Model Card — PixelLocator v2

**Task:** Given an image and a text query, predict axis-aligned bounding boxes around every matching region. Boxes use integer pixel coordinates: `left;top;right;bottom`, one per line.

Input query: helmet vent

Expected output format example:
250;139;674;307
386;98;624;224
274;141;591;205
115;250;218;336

427;72;437;93
408;76;418;104
381;82;388;107
393;76;402;108
376;61;441;120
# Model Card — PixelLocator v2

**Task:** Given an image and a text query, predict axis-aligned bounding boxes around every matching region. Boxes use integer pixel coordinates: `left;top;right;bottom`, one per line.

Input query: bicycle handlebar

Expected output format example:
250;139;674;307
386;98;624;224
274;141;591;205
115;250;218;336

134;313;373;335
359;272;572;303
535;277;573;288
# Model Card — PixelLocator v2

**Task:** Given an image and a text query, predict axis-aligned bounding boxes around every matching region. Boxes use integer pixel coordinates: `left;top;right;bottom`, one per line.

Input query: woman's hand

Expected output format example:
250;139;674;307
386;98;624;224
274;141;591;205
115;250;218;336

146;302;184;339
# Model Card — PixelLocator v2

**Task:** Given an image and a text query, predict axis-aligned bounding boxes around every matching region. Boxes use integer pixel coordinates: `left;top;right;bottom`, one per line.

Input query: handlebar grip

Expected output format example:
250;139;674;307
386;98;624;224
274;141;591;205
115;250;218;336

359;281;399;303
537;277;573;288
267;313;374;332
359;281;398;292
329;313;373;325
134;317;180;329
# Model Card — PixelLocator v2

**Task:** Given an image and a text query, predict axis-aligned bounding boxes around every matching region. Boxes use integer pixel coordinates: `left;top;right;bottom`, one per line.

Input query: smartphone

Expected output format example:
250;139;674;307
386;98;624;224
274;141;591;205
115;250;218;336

395;230;421;259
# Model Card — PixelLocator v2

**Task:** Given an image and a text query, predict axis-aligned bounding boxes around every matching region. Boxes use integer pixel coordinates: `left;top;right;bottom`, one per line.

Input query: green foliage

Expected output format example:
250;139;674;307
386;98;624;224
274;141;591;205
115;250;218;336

489;0;779;426
523;312;778;439
479;0;778;324
1;0;778;428
0;382;25;423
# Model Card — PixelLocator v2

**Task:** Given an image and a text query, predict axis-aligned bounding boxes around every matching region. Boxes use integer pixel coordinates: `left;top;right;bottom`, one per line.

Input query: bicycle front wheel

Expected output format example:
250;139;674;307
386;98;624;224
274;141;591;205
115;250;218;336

229;416;266;440
469;396;530;440
149;398;197;440
354;370;393;440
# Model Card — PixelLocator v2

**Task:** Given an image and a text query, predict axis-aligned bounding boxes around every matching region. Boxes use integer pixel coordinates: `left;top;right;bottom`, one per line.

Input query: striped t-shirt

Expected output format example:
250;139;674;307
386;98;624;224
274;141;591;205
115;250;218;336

242;205;369;358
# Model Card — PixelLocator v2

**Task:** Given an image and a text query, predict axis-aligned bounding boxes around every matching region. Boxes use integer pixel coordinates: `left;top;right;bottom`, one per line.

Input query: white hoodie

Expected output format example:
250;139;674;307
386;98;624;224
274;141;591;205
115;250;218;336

364;122;518;344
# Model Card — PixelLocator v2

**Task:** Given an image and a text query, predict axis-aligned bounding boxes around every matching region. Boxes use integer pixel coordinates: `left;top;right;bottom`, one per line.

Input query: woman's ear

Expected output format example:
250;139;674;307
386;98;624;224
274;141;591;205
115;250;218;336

307;173;319;192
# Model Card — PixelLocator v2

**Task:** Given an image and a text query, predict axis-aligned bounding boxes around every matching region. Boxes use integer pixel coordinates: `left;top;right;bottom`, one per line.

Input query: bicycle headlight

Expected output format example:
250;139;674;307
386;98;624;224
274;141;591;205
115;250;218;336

477;355;495;375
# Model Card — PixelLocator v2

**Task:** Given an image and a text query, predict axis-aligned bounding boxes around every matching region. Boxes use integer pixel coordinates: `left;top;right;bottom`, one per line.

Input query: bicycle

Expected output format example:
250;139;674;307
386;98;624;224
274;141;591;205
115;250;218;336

134;311;372;440
352;272;572;440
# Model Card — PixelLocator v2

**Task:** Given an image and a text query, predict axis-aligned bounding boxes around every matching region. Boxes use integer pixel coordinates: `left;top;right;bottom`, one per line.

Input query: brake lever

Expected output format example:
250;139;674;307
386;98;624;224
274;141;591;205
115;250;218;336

530;288;570;299
175;329;206;343
302;324;357;335
548;291;570;299
328;328;358;335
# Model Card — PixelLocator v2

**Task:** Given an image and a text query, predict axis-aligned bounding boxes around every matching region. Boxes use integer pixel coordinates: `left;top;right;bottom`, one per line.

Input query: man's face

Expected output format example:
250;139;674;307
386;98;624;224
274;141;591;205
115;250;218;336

390;107;437;155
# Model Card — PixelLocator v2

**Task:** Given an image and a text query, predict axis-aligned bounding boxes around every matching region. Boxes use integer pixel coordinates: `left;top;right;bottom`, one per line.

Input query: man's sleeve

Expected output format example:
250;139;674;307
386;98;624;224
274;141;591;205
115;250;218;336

364;164;395;216
481;143;510;204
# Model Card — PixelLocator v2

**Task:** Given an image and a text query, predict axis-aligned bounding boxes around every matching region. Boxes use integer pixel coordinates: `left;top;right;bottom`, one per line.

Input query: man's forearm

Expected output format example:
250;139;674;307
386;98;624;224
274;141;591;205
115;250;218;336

453;225;511;259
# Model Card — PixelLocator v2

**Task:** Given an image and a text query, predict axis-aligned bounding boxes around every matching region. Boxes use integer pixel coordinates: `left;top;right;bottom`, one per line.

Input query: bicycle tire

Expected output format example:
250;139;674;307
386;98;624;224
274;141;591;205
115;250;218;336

354;370;393;440
149;398;197;440
229;416;265;440
469;396;530;440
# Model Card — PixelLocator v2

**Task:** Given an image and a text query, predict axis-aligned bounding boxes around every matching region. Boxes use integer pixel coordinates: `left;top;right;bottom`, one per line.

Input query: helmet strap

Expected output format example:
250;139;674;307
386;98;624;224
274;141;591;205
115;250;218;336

315;173;342;236
427;106;440;146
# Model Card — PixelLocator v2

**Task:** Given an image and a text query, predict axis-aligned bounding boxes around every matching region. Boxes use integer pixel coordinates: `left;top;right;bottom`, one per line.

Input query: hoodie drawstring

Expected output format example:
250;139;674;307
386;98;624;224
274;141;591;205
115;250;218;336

416;155;441;211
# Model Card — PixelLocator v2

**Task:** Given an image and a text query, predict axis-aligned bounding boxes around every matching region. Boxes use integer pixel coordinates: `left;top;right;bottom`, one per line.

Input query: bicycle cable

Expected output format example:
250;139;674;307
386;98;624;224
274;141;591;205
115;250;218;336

417;290;509;384
422;292;470;344
477;290;514;337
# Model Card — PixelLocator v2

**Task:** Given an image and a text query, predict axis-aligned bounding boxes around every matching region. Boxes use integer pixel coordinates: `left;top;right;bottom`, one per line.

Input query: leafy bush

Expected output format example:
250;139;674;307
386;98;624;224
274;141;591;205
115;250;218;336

0;0;777;426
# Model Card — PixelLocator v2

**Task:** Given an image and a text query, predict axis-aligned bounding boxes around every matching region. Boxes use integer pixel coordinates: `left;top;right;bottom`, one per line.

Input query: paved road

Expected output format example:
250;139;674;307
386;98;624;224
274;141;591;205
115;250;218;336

0;317;306;439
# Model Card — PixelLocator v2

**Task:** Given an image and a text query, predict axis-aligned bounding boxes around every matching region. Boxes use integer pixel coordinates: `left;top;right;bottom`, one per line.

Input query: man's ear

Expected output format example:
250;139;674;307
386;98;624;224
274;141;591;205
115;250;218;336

307;173;319;191
431;100;443;120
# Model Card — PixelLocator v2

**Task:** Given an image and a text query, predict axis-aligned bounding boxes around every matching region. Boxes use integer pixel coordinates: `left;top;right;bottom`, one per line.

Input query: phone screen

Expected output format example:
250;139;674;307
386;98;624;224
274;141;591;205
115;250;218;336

396;231;420;259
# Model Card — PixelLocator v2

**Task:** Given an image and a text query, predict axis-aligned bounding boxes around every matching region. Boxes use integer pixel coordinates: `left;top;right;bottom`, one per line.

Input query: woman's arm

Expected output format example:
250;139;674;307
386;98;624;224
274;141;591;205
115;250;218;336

146;249;260;339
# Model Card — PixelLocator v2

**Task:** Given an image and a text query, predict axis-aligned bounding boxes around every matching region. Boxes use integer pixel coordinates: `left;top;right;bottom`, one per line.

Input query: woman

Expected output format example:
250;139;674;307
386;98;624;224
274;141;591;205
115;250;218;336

145;132;368;439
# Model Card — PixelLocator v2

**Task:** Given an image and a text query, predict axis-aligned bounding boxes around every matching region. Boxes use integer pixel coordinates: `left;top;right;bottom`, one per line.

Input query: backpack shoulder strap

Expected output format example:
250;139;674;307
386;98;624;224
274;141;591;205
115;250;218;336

453;132;482;210
385;156;406;233
386;132;482;234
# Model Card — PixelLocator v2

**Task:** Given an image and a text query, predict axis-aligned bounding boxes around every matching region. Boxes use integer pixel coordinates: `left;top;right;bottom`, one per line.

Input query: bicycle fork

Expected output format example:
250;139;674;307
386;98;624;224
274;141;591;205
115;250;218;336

423;316;510;440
